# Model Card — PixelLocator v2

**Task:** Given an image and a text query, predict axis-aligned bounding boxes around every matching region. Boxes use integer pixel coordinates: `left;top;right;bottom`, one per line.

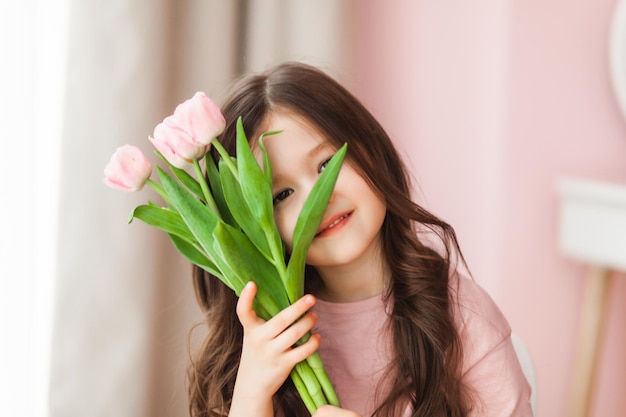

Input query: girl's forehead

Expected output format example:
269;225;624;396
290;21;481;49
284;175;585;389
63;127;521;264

251;110;361;183
261;109;319;135
252;111;329;157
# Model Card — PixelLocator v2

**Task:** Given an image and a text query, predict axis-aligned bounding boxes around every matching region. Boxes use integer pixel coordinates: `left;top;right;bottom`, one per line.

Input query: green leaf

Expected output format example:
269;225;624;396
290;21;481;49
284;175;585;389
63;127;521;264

171;164;204;198
234;118;271;217
129;204;195;243
193;226;255;305
200;235;244;293
219;158;272;259
235;118;283;257
257;130;281;186
131;200;228;288
213;221;290;316
206;154;239;228
285;144;347;302
155;151;204;199
168;233;221;278
255;131;285;261
156;165;226;258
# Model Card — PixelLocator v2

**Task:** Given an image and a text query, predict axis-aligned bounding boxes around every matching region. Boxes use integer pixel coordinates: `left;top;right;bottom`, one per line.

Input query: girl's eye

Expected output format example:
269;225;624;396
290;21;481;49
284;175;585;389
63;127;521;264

319;157;332;173
273;189;293;205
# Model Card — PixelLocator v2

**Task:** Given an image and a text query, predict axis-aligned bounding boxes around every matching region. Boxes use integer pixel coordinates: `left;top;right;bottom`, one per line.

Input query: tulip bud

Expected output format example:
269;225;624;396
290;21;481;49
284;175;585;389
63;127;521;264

149;92;224;168
149;119;209;169
170;92;226;146
103;145;152;192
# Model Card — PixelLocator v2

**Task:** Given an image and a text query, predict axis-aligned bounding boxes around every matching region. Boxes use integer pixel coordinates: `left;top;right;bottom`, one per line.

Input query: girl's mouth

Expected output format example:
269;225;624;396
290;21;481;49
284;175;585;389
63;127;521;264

315;211;353;238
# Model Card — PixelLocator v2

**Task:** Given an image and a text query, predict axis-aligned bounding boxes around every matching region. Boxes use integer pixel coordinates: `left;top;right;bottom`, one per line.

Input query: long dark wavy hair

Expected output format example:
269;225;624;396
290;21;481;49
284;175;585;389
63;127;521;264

188;62;472;417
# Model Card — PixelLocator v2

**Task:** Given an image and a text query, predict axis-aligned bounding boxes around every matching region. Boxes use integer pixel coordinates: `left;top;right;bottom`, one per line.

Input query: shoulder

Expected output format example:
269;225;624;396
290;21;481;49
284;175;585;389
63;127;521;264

449;273;512;374
450;275;534;415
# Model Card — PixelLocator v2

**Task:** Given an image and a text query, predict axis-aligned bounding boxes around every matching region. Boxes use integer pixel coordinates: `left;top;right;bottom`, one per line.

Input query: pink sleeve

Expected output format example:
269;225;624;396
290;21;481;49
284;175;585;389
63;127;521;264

454;276;533;417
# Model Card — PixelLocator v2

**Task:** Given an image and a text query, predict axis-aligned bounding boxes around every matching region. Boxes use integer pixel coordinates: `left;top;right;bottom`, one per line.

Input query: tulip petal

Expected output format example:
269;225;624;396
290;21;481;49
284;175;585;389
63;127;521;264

171;92;225;146
103;144;152;192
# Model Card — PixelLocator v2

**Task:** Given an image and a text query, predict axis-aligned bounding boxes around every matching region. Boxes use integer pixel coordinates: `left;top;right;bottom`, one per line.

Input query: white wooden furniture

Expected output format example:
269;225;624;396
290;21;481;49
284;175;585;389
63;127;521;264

557;177;626;417
511;333;537;415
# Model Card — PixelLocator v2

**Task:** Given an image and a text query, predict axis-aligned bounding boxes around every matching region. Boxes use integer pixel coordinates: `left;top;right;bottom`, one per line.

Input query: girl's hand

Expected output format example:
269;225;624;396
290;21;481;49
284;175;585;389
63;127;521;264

313;405;363;417
229;281;321;417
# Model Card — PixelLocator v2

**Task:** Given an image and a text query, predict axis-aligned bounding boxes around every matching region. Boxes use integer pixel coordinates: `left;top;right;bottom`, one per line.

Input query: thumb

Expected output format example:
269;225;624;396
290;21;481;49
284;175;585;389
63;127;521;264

236;281;259;327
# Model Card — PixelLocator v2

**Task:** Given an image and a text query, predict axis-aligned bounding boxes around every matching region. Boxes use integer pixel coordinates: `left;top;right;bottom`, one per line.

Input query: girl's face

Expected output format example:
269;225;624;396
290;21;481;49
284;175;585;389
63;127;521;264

255;111;387;272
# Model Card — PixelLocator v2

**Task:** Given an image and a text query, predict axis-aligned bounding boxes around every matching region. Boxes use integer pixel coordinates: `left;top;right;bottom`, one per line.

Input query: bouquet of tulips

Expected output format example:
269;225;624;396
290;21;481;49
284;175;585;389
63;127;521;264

103;92;344;413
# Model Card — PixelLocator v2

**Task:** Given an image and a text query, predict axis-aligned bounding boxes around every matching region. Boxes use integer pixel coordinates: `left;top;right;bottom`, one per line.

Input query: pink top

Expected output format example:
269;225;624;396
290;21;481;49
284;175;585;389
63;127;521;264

312;274;533;417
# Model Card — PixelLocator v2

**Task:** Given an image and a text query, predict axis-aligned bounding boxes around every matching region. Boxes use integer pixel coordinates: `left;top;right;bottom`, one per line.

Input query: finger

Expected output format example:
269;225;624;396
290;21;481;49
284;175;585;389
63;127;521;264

266;294;316;337
313;405;332;417
275;311;318;348
313;405;338;416
284;332;321;365
236;281;260;328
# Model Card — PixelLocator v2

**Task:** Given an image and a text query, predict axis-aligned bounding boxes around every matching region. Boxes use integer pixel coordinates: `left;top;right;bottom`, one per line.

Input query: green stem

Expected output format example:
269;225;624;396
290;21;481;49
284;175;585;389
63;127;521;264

270;244;288;282
294;361;327;409
294;333;340;407
193;159;221;219
306;352;340;406
212;140;239;180
290;368;316;414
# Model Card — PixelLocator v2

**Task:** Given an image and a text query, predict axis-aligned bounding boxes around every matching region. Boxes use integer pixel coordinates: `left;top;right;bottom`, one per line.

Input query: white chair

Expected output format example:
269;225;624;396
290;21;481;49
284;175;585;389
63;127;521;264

511;333;537;415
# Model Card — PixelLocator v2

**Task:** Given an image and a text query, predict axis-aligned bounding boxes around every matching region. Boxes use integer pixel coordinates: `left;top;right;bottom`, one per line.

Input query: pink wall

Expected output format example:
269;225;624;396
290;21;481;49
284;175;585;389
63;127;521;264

353;1;626;416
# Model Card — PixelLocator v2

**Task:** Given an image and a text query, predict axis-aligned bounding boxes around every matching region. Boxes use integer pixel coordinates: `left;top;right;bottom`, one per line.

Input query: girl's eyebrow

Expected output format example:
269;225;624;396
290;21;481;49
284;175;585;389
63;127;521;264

306;142;329;158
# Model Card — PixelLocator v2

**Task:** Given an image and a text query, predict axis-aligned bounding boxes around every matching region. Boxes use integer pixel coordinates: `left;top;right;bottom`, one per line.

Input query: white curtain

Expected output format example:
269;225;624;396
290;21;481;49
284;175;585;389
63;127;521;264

42;1;355;417
0;1;67;416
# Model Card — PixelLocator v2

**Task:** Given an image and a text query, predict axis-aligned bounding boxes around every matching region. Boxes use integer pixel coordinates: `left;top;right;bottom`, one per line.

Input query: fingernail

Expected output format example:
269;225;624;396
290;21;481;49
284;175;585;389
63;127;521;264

244;281;253;290
304;295;315;305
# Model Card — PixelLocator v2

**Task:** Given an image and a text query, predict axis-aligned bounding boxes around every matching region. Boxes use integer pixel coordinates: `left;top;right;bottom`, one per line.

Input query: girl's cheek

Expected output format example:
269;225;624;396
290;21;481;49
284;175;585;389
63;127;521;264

273;212;290;247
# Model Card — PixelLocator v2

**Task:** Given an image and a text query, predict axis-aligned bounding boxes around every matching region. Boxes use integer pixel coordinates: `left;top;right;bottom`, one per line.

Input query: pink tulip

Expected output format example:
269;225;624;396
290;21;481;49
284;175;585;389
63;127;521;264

149;92;225;168
171;92;225;146
103;145;152;192
149;119;209;169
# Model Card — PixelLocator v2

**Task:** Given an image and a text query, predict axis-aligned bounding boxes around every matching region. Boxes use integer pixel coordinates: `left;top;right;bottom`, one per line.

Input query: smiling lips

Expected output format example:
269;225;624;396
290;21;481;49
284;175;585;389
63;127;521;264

315;211;353;237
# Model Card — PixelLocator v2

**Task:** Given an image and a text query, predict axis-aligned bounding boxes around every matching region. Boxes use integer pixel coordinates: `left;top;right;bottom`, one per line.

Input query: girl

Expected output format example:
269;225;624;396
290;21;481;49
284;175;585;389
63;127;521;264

188;62;532;417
